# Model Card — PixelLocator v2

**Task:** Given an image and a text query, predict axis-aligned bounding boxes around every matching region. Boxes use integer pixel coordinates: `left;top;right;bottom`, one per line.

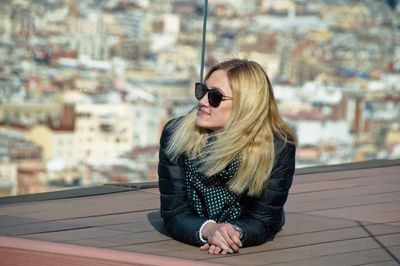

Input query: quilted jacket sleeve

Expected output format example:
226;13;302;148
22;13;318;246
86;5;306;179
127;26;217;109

158;119;208;246
232;137;296;247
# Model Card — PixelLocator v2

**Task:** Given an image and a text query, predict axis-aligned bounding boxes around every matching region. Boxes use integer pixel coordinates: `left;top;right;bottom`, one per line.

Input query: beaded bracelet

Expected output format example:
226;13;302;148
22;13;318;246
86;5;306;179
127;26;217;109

199;219;216;243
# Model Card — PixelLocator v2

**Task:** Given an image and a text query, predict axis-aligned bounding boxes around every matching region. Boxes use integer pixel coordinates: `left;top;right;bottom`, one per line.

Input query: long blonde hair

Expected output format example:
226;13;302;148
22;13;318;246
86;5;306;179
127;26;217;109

166;59;296;197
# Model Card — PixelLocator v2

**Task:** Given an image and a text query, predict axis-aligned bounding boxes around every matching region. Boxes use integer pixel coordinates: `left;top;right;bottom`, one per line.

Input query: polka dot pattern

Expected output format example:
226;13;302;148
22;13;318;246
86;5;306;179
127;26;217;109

183;137;242;223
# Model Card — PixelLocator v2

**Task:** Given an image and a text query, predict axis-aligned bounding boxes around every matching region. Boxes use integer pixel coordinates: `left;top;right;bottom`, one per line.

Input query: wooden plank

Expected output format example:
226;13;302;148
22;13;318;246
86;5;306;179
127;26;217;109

304;208;400;224
0;191;159;219
375;233;400;248
205;237;385;265
61;210;156;227
293;170;400;185
0;186;136;205
0;236;220;266
295;160;400;175
291;175;399;195
289;237;380;257
1;198;160;221
101;219;164;234
294;172;400;185
0;216;41;227
0;221;90;237
229;226;370;256
261;248;397;266
287;191;400;213
360;260;400;266
203;249;314;265
65;230;171;248
115;240;220;261
290;180;357;194
280;213;358;236
387;246;400;259
288;182;400;204
294;166;400;182
335;174;400;186
288;196;400;213
140;188;160;195
363;223;400;236
21;227;128;242
115;239;199;255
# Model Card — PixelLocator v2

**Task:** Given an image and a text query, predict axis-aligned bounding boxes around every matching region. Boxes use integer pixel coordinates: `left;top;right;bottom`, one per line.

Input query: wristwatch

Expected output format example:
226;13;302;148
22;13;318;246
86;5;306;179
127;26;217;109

232;224;244;239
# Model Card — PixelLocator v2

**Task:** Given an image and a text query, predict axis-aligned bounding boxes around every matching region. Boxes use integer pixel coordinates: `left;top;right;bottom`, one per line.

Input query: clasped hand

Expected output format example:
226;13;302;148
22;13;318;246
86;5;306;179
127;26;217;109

200;222;242;255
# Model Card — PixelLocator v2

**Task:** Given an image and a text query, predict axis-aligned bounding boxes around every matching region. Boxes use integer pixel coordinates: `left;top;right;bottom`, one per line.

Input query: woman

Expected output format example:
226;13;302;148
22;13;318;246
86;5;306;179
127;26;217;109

158;59;296;255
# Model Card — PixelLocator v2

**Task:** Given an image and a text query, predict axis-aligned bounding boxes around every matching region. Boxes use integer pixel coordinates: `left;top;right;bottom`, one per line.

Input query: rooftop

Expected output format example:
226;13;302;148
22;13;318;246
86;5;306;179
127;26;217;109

0;159;399;265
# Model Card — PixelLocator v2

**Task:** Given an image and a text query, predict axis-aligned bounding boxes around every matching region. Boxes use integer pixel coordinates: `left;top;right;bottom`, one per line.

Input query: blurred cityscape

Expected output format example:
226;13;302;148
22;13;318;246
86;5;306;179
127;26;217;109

0;0;399;196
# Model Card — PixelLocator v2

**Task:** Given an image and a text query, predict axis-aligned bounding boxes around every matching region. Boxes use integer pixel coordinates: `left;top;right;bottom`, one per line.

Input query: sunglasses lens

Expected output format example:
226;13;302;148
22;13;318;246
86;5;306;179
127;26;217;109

208;90;223;107
195;83;207;100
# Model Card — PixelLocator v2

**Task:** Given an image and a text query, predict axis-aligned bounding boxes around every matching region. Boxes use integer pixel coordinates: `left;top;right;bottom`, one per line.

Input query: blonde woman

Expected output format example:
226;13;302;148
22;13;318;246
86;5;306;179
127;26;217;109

158;59;297;255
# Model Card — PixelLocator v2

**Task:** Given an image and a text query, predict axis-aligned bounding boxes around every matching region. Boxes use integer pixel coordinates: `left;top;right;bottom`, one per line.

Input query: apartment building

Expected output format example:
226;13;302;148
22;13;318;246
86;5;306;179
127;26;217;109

0;103;62;125
0;161;17;196
26;125;75;166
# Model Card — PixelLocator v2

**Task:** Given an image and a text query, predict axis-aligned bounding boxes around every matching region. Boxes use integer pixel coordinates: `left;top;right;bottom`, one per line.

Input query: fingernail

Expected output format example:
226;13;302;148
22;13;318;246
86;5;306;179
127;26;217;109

228;249;234;254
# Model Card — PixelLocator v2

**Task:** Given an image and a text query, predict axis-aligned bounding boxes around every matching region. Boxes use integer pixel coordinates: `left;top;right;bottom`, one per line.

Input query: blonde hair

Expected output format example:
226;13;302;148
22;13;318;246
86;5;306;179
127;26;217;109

166;59;296;197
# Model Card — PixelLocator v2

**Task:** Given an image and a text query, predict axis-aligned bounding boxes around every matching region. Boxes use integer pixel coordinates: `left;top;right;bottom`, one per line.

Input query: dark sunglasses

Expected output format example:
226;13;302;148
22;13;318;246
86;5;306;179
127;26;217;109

195;82;233;108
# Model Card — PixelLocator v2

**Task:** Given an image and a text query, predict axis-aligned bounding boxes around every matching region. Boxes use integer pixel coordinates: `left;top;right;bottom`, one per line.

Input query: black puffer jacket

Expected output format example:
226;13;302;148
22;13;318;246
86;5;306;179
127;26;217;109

158;118;296;247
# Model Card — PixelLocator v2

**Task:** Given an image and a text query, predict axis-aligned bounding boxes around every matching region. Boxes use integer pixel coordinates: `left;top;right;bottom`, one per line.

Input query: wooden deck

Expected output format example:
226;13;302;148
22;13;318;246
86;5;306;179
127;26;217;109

0;160;399;265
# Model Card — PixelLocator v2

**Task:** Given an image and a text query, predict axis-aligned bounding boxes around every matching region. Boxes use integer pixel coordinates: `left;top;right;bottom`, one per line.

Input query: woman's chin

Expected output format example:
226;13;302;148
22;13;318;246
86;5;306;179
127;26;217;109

195;118;208;129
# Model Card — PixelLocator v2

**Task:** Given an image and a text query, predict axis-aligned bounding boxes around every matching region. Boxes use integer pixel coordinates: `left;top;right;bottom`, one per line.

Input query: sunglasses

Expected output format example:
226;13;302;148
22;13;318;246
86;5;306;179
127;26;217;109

195;82;233;108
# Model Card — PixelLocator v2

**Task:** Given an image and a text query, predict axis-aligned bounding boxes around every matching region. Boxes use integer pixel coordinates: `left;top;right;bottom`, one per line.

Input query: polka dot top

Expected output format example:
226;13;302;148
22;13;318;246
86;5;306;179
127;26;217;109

183;137;242;223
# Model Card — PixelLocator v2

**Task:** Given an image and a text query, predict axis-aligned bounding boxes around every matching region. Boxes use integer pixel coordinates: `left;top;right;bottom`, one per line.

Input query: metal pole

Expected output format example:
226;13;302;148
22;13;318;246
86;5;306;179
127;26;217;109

200;0;208;82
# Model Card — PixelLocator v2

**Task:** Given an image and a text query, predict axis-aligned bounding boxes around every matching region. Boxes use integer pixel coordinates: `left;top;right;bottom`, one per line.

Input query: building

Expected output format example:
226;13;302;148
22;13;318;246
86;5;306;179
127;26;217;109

74;104;135;162
0;103;62;125
0;161;18;196
26;125;75;166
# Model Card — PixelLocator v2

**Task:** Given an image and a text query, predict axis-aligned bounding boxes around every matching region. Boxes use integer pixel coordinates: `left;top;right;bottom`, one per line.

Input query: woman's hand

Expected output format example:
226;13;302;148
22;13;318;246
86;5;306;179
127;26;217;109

200;222;242;255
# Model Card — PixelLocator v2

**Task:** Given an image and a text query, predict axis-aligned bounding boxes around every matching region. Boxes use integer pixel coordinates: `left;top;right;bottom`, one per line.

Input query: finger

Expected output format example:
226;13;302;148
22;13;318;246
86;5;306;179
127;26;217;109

227;227;242;250
200;243;210;251
209;231;231;251
213;246;222;255
220;228;240;252
208;244;216;255
225;234;239;250
230;235;241;251
220;247;234;255
212;236;232;253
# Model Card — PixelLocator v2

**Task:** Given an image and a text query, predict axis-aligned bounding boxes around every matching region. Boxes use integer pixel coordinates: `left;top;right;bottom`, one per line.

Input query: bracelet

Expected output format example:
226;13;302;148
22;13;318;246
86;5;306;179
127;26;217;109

199;220;216;243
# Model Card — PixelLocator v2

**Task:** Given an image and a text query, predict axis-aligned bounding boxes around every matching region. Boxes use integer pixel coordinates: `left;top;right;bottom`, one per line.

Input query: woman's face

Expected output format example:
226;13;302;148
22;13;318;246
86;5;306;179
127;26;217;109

195;69;233;131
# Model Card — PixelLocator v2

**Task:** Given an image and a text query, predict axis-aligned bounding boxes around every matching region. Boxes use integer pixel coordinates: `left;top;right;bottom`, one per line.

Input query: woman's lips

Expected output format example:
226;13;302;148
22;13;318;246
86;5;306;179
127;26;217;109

199;109;210;115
